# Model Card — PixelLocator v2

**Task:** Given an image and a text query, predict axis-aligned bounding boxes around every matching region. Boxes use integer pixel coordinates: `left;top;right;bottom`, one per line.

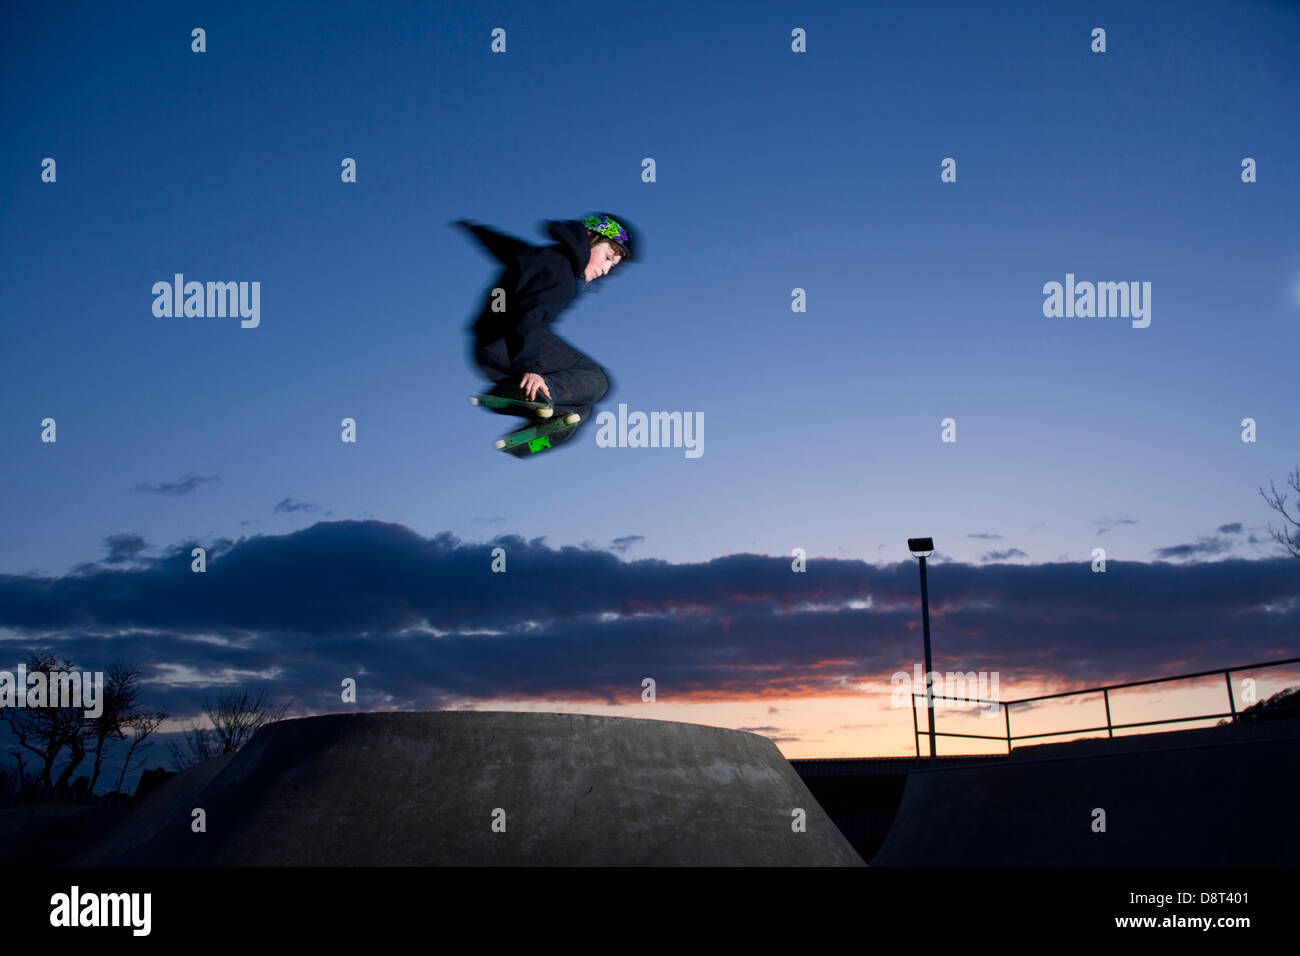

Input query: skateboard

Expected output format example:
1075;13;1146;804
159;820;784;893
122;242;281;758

495;413;582;455
469;386;553;419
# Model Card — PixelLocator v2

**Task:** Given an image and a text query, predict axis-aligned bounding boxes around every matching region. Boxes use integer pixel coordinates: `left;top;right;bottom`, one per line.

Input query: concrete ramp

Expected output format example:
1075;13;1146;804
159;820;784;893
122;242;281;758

72;712;863;866
871;720;1300;865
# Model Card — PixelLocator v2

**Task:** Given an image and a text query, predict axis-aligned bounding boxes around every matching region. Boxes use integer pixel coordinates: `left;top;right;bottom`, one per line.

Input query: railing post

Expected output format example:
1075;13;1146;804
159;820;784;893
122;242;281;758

912;693;920;759
1103;688;1113;738
1004;702;1012;754
1225;670;1237;721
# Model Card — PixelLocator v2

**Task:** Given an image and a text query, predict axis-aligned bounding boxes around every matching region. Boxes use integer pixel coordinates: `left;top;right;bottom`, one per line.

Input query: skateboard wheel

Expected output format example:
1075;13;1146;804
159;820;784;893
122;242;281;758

494;439;506;449
563;413;580;425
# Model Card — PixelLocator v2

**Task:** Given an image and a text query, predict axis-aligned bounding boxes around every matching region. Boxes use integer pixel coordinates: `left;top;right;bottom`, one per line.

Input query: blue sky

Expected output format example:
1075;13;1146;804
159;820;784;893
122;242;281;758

1;1;1298;785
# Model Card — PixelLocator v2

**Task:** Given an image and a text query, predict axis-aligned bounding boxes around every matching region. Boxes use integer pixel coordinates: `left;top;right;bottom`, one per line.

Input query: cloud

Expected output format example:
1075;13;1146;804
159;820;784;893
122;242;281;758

0;520;1295;722
273;497;331;515
610;534;645;554
1095;514;1139;535
102;533;148;564
980;548;1028;562
131;473;219;496
1152;535;1235;560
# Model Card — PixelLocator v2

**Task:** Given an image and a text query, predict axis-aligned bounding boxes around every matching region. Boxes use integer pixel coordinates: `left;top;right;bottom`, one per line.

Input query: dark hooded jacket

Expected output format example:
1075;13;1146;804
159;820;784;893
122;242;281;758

455;219;593;376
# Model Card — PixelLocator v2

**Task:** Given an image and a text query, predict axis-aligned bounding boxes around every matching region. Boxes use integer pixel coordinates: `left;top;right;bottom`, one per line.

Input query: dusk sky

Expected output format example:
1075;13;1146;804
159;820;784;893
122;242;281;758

2;1;1298;789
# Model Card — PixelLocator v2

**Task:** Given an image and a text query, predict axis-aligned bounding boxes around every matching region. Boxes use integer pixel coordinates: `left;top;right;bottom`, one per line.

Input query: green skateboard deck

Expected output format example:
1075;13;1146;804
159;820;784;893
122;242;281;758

495;413;581;455
470;387;553;418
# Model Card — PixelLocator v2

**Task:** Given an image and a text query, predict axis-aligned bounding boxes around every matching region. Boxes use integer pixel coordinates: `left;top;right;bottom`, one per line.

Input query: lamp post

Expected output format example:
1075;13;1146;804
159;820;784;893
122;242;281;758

908;537;936;761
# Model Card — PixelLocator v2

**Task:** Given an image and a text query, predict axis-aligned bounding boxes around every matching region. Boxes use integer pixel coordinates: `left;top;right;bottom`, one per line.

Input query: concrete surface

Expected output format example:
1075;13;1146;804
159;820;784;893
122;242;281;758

871;717;1300;865
791;755;1000;862
71;711;864;866
0;804;131;866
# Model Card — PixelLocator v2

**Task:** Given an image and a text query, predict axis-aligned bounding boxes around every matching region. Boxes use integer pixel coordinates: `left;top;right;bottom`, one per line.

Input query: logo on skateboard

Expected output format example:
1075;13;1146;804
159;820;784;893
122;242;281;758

481;411;582;456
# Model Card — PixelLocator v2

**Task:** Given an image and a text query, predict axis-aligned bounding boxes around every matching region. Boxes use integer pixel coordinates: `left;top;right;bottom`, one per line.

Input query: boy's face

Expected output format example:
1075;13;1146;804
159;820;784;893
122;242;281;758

584;241;622;281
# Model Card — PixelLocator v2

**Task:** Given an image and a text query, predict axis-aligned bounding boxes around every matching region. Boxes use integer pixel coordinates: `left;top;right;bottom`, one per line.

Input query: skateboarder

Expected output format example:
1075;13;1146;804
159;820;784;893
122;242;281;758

454;213;640;456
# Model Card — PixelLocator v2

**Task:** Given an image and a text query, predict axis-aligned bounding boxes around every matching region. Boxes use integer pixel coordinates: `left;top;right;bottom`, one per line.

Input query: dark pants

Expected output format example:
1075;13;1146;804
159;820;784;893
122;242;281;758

473;330;611;446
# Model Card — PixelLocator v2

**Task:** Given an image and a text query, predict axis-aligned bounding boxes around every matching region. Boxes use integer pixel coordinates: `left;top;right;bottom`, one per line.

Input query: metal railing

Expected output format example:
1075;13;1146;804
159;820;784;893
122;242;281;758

909;655;1300;758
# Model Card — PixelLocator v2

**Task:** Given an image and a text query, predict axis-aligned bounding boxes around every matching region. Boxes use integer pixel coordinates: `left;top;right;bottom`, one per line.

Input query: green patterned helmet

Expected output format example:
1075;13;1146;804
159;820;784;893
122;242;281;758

582;212;637;263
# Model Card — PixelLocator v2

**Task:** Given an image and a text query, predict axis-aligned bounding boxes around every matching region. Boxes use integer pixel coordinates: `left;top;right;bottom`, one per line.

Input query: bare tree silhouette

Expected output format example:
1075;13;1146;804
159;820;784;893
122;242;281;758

1259;466;1300;559
1219;686;1300;725
113;708;168;794
0;652;91;788
0;653;170;797
167;688;293;770
85;660;142;792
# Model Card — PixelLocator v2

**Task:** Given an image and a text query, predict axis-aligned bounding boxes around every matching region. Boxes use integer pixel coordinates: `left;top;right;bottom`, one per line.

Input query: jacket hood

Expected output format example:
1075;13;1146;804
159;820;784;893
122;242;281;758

545;219;594;278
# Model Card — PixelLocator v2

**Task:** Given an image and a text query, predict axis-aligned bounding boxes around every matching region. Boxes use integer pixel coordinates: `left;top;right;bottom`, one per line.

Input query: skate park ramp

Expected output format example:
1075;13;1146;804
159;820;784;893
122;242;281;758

870;716;1300;865
72;712;864;866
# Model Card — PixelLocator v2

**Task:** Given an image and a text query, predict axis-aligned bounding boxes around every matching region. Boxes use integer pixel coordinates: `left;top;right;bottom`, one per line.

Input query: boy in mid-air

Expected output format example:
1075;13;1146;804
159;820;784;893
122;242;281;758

454;212;640;457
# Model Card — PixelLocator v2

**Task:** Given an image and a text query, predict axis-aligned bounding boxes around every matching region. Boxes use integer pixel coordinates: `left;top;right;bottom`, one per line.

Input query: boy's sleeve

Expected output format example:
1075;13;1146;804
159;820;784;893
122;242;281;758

504;259;564;375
